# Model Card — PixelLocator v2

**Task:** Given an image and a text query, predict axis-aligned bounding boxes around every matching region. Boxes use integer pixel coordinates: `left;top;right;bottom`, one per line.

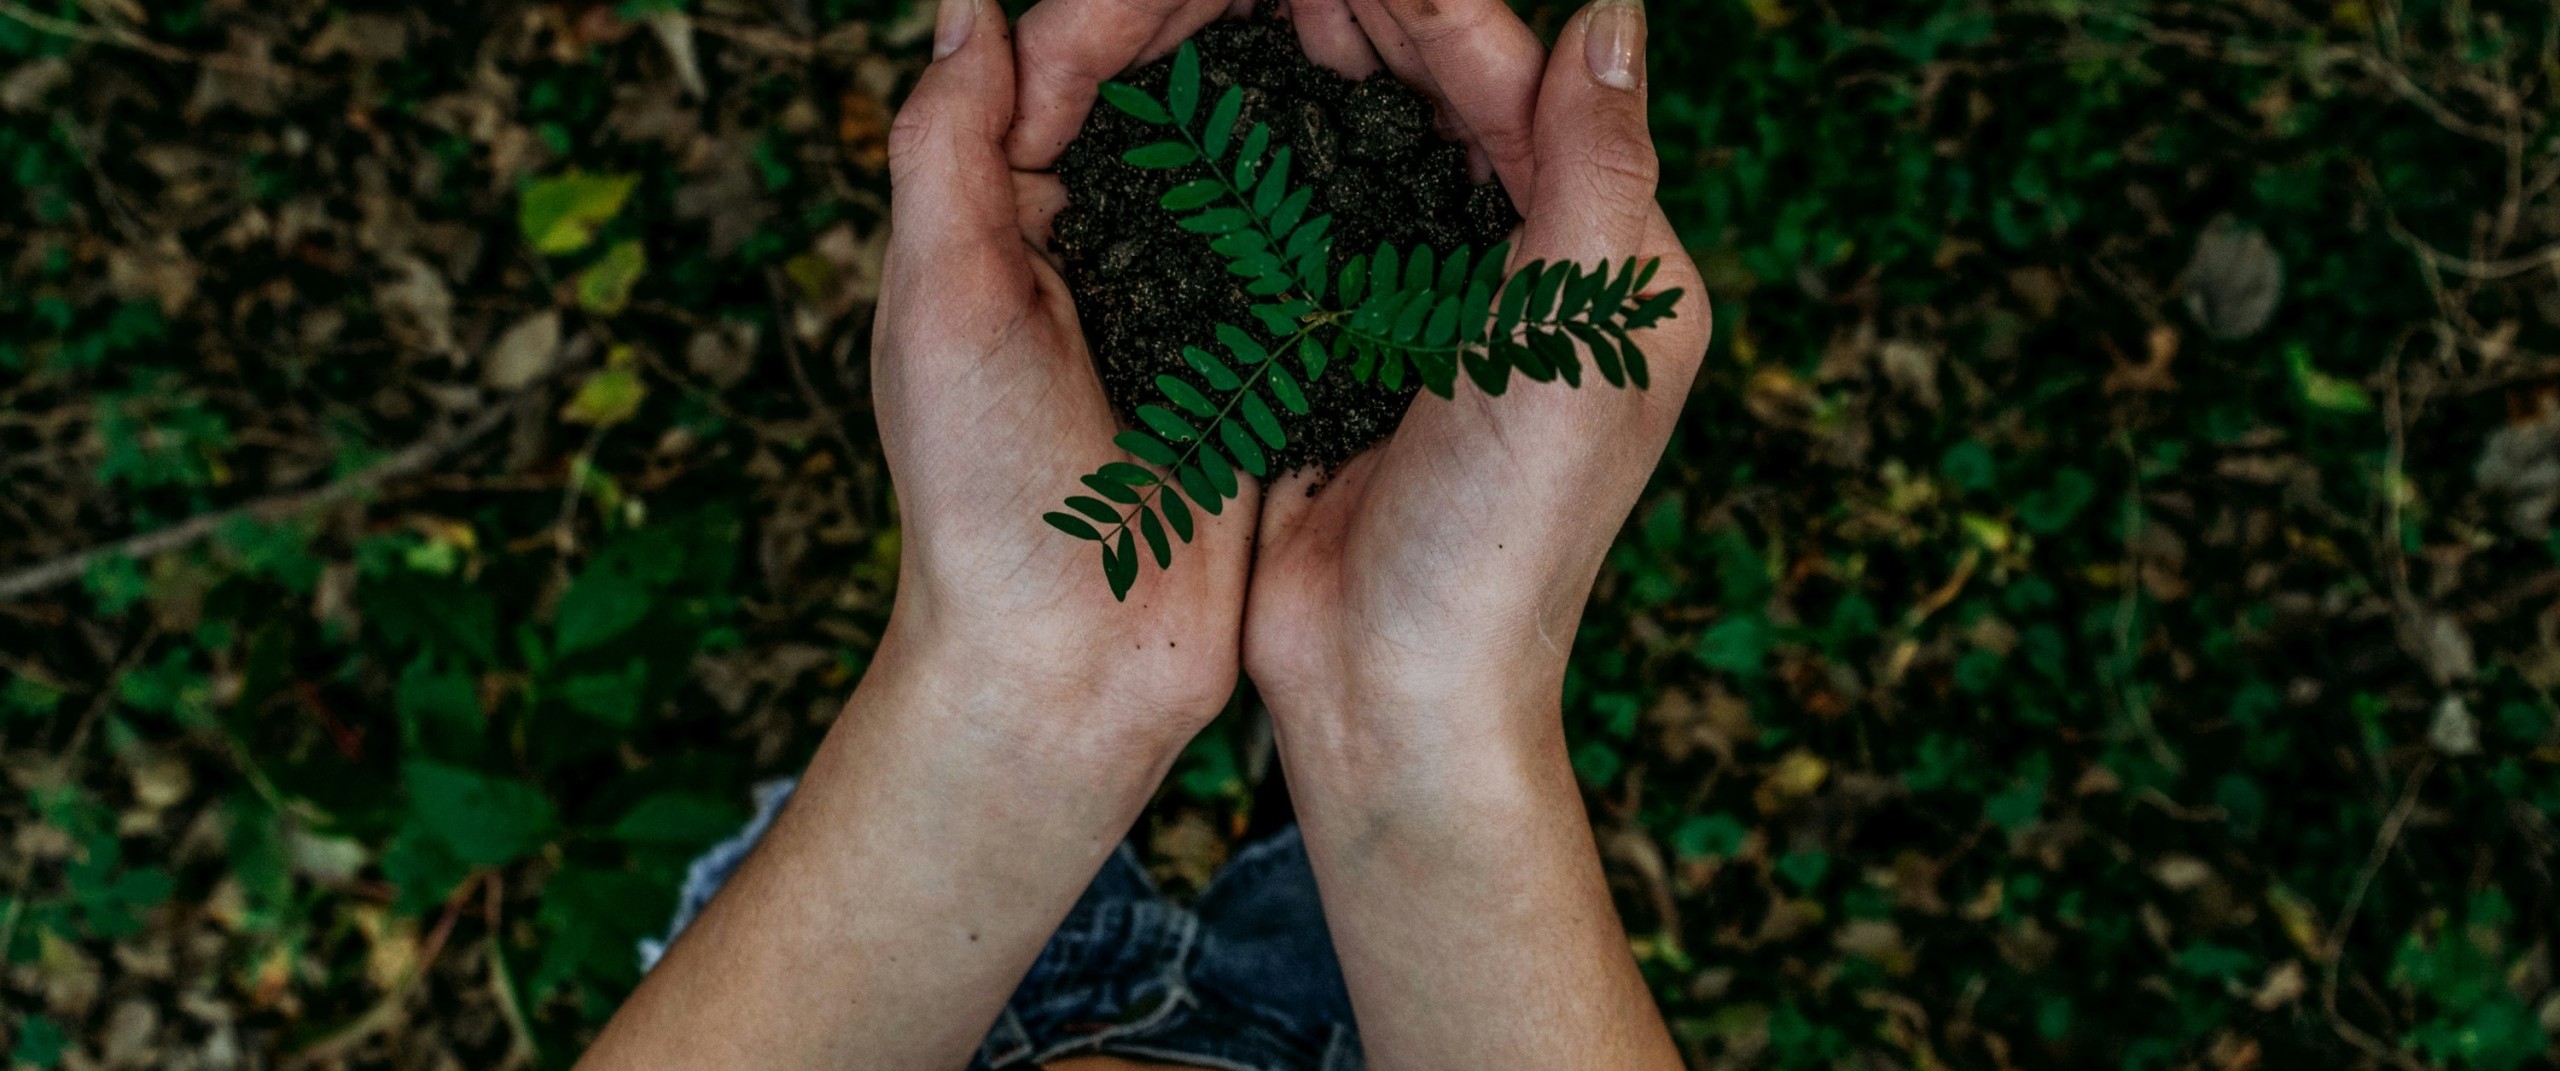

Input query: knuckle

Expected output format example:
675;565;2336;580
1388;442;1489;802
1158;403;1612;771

1581;125;1660;192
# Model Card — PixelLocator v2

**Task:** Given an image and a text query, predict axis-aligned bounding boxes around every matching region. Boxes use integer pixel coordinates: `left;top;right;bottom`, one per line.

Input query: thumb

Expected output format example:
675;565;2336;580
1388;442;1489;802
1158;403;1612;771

888;0;1022;278
1520;0;1656;265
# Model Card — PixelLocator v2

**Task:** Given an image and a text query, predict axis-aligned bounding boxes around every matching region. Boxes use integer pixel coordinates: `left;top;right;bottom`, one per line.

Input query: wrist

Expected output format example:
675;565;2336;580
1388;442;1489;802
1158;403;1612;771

861;613;1222;767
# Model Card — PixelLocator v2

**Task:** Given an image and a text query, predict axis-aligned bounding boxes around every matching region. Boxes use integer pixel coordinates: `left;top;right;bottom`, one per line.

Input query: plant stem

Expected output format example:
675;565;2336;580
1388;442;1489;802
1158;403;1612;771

1100;321;1322;543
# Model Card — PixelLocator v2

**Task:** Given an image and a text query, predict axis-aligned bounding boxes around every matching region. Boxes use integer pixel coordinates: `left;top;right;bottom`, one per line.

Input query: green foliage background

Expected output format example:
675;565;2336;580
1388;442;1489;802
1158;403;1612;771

3;0;2558;1068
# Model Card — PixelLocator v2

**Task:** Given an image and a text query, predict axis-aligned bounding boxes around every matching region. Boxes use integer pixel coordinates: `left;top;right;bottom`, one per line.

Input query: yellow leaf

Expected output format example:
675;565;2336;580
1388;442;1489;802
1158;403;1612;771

562;368;648;427
520;172;639;256
576;239;648;315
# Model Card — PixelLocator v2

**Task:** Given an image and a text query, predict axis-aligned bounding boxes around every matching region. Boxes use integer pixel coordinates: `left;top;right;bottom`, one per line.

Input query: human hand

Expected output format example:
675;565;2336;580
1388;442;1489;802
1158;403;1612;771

872;0;1255;742
1241;0;1710;746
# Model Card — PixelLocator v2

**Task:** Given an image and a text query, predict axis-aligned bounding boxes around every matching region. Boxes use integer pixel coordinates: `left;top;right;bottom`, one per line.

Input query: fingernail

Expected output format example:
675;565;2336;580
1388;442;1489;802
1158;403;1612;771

1585;0;1646;91
933;0;974;60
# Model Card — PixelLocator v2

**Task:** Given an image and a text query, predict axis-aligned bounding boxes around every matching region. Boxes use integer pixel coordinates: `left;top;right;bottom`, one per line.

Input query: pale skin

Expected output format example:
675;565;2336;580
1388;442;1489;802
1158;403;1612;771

576;0;1705;1064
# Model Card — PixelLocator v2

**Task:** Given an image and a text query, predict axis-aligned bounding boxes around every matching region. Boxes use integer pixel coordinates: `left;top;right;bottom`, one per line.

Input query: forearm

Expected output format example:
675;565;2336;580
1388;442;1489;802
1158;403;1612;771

580;631;1187;1070
1272;686;1682;1070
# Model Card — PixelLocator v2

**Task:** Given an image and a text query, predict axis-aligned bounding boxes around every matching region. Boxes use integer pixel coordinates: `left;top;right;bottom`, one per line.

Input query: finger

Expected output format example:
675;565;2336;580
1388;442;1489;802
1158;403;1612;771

1289;0;1383;79
1521;0;1657;266
1368;0;1546;199
888;0;1026;297
1007;0;1232;170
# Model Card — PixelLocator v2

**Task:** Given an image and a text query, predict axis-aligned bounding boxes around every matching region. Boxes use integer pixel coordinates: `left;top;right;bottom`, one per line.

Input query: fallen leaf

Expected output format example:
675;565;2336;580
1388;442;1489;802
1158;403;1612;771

577;239;648;315
520;172;639;256
562;367;648;427
2183;217;2284;340
485;310;562;389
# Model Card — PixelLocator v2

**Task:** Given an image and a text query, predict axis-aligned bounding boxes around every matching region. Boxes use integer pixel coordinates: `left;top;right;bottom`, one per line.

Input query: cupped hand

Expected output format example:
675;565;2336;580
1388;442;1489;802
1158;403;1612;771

1241;0;1712;739
872;0;1255;735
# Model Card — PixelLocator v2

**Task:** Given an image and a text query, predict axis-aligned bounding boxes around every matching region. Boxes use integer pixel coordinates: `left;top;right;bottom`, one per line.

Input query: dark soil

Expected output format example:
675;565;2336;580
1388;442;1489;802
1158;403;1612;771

1053;19;1521;475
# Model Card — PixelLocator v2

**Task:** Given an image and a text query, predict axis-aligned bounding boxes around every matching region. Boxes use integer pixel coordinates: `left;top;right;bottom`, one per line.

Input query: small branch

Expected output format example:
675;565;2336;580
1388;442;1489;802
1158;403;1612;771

0;0;190;62
2320;755;2437;1071
0;398;526;603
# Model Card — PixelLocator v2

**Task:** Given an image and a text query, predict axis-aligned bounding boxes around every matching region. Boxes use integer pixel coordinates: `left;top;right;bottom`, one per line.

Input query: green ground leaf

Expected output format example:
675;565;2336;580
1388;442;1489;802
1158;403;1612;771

1203;85;1244;160
576;239;647;314
405;760;559;867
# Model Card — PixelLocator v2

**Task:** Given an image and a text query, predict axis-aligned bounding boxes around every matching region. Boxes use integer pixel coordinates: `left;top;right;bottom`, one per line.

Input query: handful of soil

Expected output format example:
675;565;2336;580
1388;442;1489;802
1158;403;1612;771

1052;18;1521;475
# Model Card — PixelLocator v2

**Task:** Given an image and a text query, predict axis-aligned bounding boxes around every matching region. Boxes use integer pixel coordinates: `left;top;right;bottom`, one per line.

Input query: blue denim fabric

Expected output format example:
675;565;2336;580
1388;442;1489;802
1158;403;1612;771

641;779;1364;1071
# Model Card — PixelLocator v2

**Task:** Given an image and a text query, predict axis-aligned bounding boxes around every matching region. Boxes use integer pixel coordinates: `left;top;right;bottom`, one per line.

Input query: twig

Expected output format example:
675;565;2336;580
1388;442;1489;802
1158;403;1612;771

0;397;526;603
283;872;486;1071
0;0;191;62
485;875;540;1071
765;271;866;477
2320;755;2437;1071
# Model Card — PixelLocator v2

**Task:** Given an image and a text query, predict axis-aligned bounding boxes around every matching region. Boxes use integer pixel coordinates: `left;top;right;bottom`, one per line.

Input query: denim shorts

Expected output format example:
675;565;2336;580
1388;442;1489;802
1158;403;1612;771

641;779;1366;1071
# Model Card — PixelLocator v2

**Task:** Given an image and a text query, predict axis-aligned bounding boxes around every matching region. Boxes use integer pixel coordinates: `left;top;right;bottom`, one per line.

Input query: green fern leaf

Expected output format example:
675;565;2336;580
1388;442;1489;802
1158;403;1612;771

1500;338;1557;384
1425;296;1460;347
1283;213;1330;260
1235;124;1270;186
1168;42;1201;125
1125;141;1197;169
1067;496;1121;524
1083;473;1142;504
1220;420;1268;476
1116;430;1180;466
1268;365;1309;413
1564;321;1623;387
1161;489;1195;542
1229;251;1282;280
1633;257;1661;293
1203;86;1243;160
1216;324;1268;366
1294;249;1325;294
1045;512;1105;541
1138;506;1173;567
1098;462;1158;486
1373;244;1400;295
1138;404;1200;442
1249;270;1296;297
1157;374;1217;416
1437;244;1472;294
1196;442;1240;496
1473;241;1513;292
1176;465;1222;515
1609;323;1651;389
1107;530;1138;599
1212;230;1268;257
1626;288;1682;329
1598;257;1638;314
1496;259;1540;339
1403;245;1435;292
1529;261;1570;319
1392;292;1433;343
1184;346;1241;390
1252;147;1293;216
1242;391;1286;447
1463;349;1510;397
1530;328;1581;386
1298;335;1328;380
1380;350;1406;391
1458;281;1494;346
1180;208;1251;234
1162;179;1223;211
1273;192;1317;240
1251;304;1298;336
1101;82;1170;125
1558;264;1603;320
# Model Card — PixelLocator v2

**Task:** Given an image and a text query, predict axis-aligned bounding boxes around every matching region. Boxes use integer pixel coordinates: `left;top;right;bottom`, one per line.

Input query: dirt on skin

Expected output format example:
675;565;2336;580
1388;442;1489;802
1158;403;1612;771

1051;18;1521;475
